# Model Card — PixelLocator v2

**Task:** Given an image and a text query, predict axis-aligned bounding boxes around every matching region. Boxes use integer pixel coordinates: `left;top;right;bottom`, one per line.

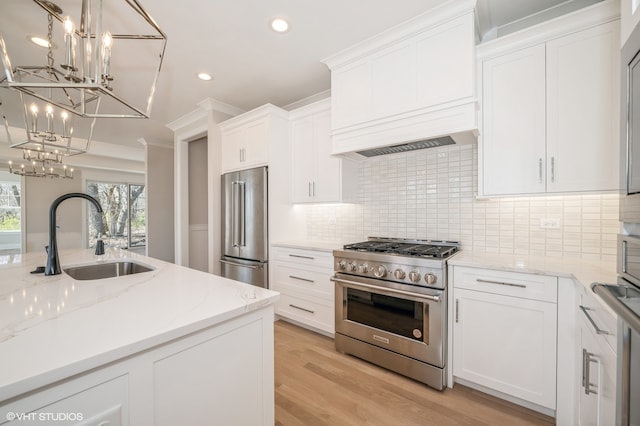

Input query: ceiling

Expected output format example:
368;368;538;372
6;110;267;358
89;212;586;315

0;0;603;156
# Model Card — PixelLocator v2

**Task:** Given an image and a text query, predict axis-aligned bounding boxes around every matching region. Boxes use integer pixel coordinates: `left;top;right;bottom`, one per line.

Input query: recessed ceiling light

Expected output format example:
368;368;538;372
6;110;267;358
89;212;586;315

197;73;213;81
270;17;290;33
28;35;57;49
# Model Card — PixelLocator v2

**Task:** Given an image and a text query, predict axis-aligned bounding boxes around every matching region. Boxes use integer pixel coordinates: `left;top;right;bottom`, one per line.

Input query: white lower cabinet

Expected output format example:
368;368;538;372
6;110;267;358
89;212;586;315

0;307;275;426
577;288;617;426
271;245;335;335
452;266;558;410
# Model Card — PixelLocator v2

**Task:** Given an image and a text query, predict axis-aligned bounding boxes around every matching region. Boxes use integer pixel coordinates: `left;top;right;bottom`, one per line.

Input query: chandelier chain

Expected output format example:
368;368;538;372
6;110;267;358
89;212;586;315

47;13;54;70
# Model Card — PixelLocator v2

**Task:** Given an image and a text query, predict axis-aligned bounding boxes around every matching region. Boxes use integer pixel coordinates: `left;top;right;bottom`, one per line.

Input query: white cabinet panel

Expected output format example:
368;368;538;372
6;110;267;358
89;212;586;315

453;288;557;409
271;245;334;335
370;43;413;119
290;100;358;203
415;14;474;107
546;21;620;193
479;10;620;196
577;303;617;426
481;45;546;196
331;61;370;130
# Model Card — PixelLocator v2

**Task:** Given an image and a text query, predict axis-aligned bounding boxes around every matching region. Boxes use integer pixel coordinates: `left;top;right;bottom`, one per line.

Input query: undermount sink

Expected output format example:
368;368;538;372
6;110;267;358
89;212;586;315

64;261;155;280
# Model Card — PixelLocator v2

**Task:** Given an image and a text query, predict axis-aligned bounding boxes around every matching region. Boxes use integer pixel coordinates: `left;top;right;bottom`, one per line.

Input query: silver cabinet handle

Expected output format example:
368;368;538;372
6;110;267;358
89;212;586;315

538;158;543;183
579;305;611;335
551;156;555;183
622;240;628;273
289;275;314;283
308;182;312;197
313;181;316;196
583;349;599;395
289;254;314;260
289;304;315;314
455;299;459;323
476;278;526;289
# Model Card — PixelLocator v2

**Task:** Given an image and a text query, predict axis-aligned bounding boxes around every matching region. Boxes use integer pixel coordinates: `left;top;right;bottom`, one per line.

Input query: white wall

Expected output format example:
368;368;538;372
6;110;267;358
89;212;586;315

188;137;209;272
146;144;175;263
303;144;619;262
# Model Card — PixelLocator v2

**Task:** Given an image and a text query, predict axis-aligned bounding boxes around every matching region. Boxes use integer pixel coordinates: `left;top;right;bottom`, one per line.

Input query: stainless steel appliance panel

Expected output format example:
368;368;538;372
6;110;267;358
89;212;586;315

220;256;268;288
221;166;268;262
333;273;445;368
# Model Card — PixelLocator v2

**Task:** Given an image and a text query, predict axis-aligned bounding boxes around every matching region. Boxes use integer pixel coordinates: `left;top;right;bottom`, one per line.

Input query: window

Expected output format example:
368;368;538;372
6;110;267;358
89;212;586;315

0;171;21;254
87;181;146;250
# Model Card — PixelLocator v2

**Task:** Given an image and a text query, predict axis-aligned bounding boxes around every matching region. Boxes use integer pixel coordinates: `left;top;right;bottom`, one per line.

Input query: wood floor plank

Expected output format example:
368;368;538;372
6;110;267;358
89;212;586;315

275;320;555;426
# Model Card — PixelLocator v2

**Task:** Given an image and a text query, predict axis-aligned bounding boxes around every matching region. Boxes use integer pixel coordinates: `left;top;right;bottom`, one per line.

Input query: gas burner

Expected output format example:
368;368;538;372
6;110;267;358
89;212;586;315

343;238;459;259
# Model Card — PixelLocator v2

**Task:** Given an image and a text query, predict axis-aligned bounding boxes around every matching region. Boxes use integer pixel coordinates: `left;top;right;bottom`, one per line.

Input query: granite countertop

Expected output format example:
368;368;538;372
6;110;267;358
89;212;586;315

449;251;617;314
0;249;279;401
272;240;343;253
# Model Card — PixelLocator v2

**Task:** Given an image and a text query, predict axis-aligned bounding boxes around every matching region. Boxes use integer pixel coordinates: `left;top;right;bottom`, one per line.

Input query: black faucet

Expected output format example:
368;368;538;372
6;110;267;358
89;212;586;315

45;192;104;276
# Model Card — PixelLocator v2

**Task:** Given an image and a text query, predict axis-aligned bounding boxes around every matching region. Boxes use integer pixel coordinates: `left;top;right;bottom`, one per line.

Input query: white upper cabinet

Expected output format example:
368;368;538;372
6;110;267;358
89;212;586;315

479;2;620;197
290;99;358;203
219;104;288;173
482;45;547;195
546;22;620;193
323;0;477;156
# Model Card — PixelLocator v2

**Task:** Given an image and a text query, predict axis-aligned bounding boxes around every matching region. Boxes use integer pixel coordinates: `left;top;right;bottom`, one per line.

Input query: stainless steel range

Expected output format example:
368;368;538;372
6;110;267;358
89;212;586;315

331;237;459;390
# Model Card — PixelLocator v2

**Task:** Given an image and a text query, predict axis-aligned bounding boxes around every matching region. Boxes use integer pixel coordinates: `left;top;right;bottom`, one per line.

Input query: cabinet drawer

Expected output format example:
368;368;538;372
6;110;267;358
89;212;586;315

579;285;617;354
272;262;333;302
271;246;334;269
453;266;557;303
276;293;334;334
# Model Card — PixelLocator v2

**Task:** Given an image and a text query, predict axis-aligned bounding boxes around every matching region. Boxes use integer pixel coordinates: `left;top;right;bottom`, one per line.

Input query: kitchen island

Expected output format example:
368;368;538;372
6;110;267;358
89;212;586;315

0;249;279;425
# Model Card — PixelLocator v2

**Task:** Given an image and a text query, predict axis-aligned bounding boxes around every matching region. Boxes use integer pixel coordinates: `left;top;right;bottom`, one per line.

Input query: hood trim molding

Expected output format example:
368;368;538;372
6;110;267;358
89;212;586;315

330;100;478;159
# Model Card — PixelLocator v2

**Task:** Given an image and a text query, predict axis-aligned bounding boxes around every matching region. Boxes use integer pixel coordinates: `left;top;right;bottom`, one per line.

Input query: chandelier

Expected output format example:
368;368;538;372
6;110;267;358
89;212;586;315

0;0;167;177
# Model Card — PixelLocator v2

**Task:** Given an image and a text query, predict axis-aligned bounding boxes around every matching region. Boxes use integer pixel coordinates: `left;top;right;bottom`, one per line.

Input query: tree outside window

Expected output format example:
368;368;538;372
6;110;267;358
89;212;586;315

87;182;146;249
0;171;21;254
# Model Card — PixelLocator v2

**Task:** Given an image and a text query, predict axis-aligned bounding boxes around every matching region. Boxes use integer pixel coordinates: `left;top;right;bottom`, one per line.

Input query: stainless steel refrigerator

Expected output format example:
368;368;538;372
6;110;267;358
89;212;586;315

220;166;268;288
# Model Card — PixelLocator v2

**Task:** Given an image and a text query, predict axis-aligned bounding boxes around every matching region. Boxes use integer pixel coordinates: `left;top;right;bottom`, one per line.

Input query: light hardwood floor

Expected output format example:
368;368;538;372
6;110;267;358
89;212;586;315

274;320;555;426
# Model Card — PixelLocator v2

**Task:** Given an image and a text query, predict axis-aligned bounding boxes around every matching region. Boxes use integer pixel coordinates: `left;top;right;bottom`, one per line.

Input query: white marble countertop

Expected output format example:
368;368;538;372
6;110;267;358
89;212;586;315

271;240;342;253
0;249;279;402
448;251;617;314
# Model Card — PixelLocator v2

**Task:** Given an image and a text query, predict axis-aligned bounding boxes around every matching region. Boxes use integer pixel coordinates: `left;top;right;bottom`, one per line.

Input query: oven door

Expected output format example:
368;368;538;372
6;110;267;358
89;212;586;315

332;274;445;368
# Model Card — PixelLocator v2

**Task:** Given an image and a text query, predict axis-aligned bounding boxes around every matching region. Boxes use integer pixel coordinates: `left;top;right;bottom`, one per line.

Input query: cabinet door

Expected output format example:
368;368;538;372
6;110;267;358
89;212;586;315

453;288;557;409
481;44;547;196
243;119;269;167
221;127;245;172
312;110;342;202
290;116;315;202
578;307;617;426
546;21;620;193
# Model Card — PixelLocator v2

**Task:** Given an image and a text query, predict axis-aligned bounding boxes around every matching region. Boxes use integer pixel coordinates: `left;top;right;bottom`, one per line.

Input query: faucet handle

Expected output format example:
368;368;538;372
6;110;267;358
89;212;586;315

95;239;105;256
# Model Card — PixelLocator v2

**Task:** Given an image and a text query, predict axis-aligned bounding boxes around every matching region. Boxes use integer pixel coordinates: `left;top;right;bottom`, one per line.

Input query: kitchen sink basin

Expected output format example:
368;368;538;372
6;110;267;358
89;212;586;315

64;261;155;280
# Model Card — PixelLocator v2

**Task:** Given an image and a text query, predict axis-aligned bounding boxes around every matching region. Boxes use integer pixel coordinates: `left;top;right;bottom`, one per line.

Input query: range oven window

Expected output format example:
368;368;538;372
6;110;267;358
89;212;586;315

345;288;428;343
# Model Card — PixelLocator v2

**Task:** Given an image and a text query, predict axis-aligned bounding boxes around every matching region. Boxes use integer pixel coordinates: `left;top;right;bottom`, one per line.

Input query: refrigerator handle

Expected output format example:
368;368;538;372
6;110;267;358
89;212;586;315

231;181;240;247
239;181;246;247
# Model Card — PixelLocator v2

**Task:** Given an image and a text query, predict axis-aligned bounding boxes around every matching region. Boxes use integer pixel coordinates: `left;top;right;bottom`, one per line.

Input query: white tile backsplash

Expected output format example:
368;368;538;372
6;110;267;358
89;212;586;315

303;144;619;262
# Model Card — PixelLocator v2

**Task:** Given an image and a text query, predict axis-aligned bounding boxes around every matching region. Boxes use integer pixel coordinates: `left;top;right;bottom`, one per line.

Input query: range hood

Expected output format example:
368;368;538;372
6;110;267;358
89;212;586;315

356;136;455;157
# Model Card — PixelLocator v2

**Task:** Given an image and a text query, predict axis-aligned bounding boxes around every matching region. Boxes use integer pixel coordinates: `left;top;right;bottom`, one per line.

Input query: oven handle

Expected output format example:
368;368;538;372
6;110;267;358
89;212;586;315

330;276;441;302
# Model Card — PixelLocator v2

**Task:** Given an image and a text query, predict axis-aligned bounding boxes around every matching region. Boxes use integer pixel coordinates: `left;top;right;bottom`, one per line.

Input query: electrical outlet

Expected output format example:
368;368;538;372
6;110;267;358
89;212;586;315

539;218;560;229
328;217;337;225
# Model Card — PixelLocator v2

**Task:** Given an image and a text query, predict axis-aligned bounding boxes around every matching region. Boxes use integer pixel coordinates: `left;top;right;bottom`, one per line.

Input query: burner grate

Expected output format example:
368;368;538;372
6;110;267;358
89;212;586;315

343;240;458;259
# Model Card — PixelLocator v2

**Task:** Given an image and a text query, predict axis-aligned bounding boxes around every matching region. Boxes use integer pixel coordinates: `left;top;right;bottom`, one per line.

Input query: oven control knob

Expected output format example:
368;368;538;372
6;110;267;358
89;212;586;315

409;271;421;283
373;265;387;278
424;273;437;285
394;269;406;280
347;262;357;272
336;260;346;270
358;264;369;273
